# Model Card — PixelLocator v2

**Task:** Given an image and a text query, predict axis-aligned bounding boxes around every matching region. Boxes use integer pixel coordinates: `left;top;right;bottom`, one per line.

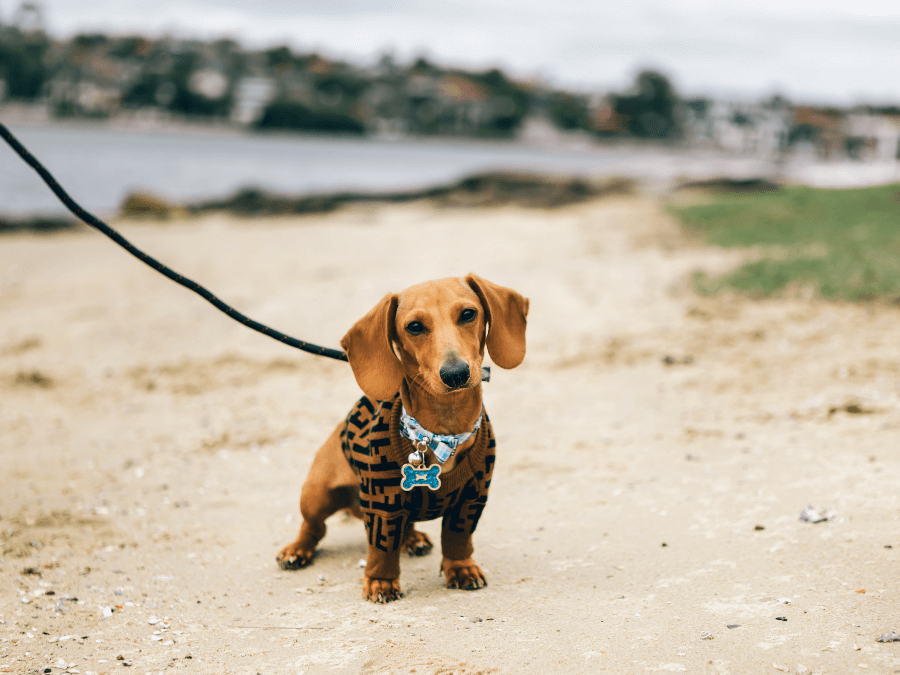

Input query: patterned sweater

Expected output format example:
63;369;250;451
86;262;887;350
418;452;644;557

340;394;496;580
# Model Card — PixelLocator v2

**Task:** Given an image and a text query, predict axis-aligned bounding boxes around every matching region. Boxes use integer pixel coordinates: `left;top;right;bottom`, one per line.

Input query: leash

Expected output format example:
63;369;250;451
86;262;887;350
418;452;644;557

0;123;348;362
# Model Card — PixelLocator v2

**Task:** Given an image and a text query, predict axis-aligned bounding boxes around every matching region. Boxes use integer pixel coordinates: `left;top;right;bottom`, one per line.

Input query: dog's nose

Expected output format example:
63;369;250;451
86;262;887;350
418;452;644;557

439;360;471;389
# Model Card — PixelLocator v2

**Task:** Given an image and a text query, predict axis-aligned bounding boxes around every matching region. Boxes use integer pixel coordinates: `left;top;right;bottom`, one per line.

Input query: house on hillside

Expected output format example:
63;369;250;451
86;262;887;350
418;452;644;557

231;75;276;125
790;106;845;159
681;98;791;155
589;95;626;136
45;38;131;117
845;111;900;160
435;73;492;134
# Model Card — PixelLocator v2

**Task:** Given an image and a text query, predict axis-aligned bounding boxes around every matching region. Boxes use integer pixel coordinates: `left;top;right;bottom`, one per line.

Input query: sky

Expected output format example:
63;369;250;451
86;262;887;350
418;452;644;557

5;0;900;106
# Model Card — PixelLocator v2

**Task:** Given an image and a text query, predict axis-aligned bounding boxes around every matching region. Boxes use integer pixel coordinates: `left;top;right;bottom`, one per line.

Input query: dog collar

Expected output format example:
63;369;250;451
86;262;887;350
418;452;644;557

398;367;489;491
400;407;483;464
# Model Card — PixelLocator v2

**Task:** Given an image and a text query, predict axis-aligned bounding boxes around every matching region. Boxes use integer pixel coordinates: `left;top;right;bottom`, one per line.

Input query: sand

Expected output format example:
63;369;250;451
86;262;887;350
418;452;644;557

1;197;898;674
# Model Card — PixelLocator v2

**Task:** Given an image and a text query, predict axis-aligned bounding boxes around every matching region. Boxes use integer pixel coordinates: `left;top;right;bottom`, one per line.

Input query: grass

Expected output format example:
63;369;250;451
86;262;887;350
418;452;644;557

670;183;900;301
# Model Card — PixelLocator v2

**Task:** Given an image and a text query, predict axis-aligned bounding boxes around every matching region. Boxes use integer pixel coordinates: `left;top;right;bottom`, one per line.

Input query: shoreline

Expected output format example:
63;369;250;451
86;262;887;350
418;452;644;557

2;117;897;227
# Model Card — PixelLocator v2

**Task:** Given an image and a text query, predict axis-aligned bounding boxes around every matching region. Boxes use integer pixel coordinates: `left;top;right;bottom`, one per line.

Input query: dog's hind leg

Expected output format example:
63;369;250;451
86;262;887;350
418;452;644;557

277;425;357;570
345;491;363;520
403;524;434;557
276;484;355;569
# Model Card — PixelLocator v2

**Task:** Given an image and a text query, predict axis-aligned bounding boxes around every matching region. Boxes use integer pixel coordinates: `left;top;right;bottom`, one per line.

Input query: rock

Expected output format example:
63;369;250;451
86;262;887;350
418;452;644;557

0;216;76;233
119;192;182;220
799;506;830;523
662;354;694;366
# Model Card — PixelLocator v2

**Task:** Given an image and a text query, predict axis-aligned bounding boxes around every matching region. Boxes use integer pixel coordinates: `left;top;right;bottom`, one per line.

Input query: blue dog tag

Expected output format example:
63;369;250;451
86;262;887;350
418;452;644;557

400;463;441;491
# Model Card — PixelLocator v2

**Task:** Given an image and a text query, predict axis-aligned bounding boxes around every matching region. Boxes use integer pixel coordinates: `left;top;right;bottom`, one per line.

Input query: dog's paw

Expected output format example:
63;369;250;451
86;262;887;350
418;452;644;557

403;529;434;557
363;577;403;603
441;557;487;591
276;542;314;570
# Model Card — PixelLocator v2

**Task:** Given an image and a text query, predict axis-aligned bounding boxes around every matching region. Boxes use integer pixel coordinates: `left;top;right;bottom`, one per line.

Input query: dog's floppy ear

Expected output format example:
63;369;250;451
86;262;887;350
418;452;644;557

465;273;529;369
340;293;404;401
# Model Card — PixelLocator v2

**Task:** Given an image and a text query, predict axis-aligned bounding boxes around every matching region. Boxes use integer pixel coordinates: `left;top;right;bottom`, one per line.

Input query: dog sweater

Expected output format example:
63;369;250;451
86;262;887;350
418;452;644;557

340;394;496;580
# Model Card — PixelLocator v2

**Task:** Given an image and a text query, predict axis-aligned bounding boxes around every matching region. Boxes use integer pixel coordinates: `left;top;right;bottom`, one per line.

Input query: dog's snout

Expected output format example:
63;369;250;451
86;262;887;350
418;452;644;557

439;360;470;389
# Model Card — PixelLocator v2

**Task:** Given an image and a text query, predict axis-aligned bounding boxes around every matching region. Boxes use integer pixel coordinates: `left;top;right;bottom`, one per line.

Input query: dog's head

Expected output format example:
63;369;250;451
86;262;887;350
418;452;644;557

340;274;529;401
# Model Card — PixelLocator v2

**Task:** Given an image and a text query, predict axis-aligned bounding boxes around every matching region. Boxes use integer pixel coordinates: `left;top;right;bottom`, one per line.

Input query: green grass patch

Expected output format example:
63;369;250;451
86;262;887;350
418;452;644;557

670;183;900;301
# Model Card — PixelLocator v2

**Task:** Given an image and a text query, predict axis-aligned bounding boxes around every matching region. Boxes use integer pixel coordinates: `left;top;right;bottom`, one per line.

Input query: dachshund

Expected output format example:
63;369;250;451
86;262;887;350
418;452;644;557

276;274;528;602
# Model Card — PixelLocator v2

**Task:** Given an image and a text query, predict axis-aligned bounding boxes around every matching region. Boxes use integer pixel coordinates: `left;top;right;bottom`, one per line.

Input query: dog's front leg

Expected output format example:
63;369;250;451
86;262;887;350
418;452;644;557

440;525;487;591
362;513;405;602
441;555;487;590
362;573;402;603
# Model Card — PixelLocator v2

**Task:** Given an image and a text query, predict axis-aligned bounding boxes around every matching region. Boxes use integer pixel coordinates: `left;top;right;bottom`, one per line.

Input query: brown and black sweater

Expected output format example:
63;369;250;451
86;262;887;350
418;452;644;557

340;394;496;580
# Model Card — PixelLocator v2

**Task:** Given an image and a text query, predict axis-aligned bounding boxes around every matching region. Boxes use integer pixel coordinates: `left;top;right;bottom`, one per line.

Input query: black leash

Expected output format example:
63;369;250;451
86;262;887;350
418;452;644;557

0;123;348;362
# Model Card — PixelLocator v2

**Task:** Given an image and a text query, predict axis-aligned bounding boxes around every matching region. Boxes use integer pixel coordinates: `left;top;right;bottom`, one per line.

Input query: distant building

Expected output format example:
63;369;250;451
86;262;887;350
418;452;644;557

791;106;845;159
232;75;276;125
682;98;791;155
589;96;626;135
845;111;900;160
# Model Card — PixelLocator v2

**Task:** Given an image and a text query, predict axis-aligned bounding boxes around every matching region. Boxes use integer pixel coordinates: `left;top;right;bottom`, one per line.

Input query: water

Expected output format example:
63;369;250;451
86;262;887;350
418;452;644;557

0;124;654;217
3;124;894;218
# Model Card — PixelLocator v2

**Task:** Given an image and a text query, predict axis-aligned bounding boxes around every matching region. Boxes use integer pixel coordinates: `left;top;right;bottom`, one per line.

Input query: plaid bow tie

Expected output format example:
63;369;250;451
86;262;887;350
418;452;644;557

399;407;483;463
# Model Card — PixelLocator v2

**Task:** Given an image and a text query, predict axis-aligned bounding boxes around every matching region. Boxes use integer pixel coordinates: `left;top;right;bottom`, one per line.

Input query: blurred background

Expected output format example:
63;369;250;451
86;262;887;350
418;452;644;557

1;0;899;217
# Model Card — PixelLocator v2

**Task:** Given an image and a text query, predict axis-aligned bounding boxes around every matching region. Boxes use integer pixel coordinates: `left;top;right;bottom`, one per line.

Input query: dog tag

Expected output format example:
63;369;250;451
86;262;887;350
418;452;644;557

400;463;441;491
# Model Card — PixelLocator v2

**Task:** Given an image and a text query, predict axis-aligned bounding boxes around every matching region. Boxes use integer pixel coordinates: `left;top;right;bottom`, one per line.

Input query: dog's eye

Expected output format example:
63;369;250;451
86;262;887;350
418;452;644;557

405;321;426;335
459;308;477;324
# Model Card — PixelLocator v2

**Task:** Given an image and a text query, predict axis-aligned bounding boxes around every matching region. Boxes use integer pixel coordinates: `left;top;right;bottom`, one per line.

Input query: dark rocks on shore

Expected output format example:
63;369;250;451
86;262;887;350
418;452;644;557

0;216;78;233
119;192;184;220
186;172;637;218
2;172;637;233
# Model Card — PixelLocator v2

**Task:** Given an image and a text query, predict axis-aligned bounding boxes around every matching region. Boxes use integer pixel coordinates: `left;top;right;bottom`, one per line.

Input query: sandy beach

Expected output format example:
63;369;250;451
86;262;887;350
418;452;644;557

1;196;898;674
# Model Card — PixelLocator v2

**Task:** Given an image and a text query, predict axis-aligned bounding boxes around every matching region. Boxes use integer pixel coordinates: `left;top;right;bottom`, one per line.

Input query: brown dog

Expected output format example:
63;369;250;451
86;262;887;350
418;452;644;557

276;274;528;602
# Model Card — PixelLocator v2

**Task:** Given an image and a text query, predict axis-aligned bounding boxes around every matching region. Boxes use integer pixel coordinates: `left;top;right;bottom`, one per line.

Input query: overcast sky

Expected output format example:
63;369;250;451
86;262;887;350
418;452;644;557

7;0;899;106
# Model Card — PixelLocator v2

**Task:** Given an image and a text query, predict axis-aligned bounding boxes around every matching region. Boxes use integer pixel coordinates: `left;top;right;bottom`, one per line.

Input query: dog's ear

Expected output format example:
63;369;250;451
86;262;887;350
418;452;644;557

340;293;404;401
465;273;529;369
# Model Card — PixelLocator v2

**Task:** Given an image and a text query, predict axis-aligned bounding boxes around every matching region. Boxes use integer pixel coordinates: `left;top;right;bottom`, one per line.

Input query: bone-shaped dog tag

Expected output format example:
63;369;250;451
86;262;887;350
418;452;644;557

400;463;441;491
